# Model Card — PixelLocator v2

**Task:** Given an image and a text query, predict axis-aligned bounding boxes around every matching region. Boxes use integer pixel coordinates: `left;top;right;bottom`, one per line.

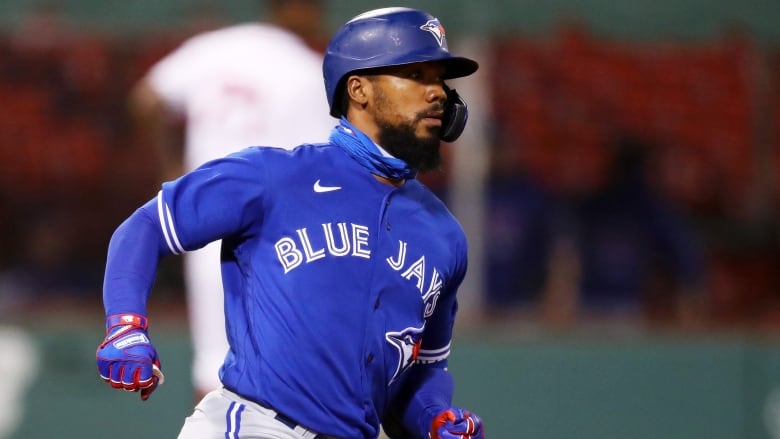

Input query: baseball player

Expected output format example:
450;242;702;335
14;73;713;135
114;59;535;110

96;7;485;439
128;0;334;400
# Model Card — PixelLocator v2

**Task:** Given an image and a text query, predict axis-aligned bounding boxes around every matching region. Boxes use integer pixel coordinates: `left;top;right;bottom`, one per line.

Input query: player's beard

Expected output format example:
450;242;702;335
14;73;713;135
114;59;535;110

372;89;443;173
377;122;442;173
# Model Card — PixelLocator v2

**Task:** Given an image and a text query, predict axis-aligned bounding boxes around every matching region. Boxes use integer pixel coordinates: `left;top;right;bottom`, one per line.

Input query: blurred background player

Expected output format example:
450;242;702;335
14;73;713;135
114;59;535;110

128;0;334;401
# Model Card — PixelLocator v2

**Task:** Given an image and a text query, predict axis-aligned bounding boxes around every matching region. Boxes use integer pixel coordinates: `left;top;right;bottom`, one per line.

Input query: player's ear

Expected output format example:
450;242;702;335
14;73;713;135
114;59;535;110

345;75;370;108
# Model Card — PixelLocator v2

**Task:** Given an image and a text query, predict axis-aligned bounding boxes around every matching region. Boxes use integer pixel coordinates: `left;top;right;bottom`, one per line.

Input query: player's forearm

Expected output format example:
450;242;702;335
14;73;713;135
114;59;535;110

396;365;454;438
103;201;171;316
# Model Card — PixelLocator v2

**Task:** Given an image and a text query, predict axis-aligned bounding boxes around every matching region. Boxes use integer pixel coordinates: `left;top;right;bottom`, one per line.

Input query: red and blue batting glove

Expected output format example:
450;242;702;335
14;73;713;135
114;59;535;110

96;313;164;401
430;407;485;439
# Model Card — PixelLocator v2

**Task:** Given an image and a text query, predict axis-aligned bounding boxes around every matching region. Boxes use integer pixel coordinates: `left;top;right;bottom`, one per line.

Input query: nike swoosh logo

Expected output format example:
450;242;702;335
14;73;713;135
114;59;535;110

313;179;342;193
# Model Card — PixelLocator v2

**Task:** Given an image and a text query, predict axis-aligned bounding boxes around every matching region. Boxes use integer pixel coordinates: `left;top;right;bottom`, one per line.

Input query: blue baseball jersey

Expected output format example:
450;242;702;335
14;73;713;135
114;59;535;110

153;143;467;437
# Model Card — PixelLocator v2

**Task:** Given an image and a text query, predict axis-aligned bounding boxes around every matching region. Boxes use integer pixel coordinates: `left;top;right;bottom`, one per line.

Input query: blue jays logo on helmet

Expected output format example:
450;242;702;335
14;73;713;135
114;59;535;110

385;326;423;383
419;19;446;47
323;7;479;117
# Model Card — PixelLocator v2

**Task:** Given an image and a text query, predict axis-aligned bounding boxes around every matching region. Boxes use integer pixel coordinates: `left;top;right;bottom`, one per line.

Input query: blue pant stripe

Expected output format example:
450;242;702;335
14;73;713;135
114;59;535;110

224;400;245;439
233;403;245;436
225;401;236;439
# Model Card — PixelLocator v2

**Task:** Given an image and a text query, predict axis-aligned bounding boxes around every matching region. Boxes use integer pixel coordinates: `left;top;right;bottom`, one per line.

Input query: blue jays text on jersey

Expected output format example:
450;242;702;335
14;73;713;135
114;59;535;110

111;142;468;438
275;224;444;317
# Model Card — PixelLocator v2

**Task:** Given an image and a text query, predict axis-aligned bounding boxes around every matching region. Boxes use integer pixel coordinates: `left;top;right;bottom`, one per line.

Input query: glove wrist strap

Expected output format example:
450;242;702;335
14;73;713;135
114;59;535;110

106;313;148;331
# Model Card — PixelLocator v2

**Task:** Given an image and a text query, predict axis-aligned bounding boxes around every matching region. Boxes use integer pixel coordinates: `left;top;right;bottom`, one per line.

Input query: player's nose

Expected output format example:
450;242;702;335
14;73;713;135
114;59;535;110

426;84;446;104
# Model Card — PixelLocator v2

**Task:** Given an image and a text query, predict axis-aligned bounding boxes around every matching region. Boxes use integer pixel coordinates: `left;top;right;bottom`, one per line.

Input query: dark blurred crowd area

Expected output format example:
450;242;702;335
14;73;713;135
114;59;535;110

0;10;198;314
0;8;779;332
480;25;780;331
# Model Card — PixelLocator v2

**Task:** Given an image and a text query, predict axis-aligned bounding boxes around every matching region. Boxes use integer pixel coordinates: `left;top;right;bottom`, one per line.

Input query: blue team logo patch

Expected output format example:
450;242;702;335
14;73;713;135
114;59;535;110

420;19;446;47
385;327;424;383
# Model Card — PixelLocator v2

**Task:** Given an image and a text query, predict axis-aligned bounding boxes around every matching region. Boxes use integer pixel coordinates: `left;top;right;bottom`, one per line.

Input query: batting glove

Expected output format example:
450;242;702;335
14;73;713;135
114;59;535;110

96;313;164;401
430;407;485;439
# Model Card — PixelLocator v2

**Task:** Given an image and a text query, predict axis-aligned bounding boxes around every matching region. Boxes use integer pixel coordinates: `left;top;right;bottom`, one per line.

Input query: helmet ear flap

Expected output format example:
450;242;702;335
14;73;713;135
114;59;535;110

440;86;468;142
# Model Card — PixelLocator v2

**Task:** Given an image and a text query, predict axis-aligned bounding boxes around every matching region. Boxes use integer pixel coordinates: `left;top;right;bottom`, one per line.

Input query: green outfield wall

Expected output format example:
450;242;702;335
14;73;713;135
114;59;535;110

8;325;780;439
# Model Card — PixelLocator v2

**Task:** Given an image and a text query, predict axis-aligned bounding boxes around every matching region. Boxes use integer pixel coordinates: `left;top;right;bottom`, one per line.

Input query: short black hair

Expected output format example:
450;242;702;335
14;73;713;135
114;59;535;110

335;83;350;117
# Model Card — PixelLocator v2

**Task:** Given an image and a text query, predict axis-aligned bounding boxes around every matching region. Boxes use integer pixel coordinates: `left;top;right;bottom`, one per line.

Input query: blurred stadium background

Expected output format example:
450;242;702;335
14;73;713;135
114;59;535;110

1;0;780;437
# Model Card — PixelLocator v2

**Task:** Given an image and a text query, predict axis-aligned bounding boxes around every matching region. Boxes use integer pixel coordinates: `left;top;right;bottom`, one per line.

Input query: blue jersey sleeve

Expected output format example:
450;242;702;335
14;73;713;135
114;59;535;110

157;148;269;253
103;200;175;316
103;147;272;317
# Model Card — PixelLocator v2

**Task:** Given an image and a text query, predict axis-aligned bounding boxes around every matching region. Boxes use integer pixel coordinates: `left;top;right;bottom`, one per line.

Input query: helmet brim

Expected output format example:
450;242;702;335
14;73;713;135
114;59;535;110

441;56;479;79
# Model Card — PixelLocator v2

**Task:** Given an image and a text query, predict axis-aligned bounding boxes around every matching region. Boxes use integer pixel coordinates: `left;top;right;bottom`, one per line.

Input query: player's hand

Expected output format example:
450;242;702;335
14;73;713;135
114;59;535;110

430;407;485;439
96;313;164;401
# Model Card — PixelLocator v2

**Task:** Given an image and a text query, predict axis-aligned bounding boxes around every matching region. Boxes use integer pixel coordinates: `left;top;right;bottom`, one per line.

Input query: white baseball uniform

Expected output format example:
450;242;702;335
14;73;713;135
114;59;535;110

146;22;334;394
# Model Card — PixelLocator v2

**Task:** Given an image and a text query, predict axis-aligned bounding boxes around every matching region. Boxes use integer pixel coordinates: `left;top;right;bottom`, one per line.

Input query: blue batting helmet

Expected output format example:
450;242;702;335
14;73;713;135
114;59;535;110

323;7;479;117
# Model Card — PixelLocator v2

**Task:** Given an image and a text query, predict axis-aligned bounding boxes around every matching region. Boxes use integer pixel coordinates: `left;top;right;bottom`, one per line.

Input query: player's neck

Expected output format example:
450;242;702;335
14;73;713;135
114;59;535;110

373;174;405;187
